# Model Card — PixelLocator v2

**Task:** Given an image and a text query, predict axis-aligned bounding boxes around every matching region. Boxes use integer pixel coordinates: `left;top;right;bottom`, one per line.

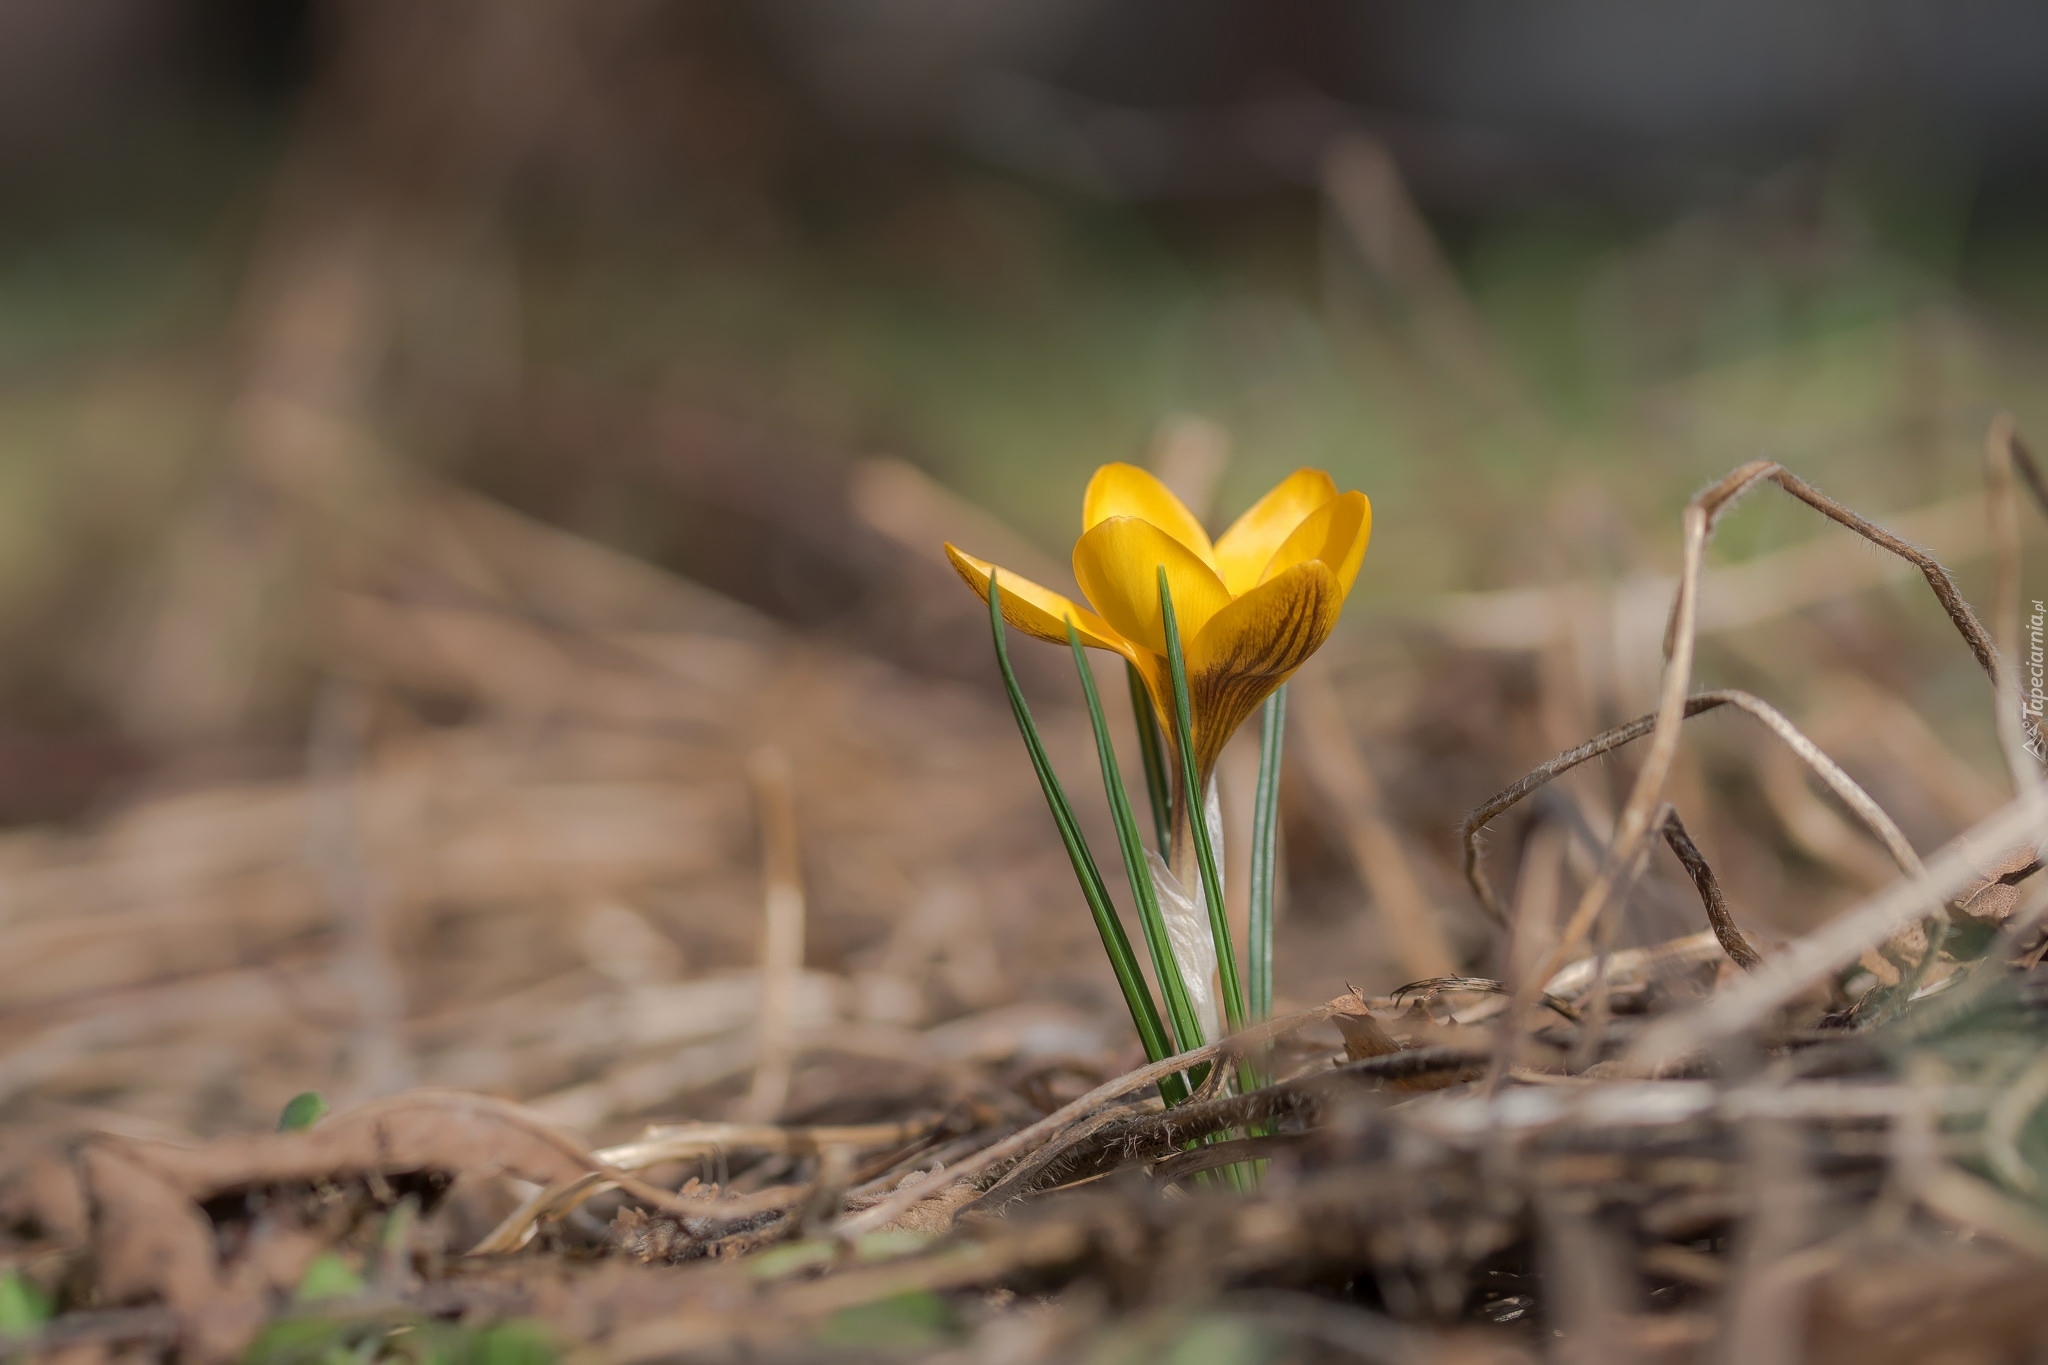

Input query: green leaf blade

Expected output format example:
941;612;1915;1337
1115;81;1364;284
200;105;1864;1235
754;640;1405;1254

988;576;1174;1070
1249;686;1287;1023
1068;623;1203;1091
1156;567;1247;1037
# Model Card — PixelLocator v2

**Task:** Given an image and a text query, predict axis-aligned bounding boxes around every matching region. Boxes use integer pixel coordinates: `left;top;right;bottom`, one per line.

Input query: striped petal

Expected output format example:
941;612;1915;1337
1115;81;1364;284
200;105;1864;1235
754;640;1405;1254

1213;468;1338;594
1074;516;1233;656
944;543;1128;654
1186;560;1342;777
1082;463;1219;572
1258;490;1371;596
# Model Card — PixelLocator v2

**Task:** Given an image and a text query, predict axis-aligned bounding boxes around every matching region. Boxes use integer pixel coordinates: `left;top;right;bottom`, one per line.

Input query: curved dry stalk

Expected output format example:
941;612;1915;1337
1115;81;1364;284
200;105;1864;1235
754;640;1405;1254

1524;460;1988;1011
1658;806;1763;971
1460;698;1713;925
1758;742;1900;889
1802;673;2004;826
1627;786;2048;1070
1671;465;2000;682
1462;689;1923;919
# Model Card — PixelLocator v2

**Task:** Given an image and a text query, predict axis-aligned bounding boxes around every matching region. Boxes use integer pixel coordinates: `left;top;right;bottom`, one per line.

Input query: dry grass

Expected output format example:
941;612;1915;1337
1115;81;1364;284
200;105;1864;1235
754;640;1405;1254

5;421;2048;1364
10;11;2048;1359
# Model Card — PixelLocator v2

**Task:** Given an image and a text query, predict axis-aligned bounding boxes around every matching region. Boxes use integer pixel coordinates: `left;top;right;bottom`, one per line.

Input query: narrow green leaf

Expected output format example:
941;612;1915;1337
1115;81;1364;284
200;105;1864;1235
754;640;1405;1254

1127;661;1173;851
1249;686;1286;1023
1157;567;1247;1036
1069;623;1203;1084
988;576;1174;1068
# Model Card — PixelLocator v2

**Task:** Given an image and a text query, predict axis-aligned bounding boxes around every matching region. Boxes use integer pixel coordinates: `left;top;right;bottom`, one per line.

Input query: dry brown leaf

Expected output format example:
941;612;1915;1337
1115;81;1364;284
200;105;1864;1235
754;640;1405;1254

1950;840;2045;926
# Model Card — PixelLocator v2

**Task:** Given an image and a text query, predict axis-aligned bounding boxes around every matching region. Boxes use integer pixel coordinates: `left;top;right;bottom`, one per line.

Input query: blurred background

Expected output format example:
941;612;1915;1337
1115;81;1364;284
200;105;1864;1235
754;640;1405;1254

6;0;2048;1142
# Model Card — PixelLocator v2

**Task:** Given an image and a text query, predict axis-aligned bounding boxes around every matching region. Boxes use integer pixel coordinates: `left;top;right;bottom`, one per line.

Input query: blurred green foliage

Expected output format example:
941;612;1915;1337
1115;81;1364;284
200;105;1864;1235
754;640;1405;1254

246;1316;553;1365
4;130;2045;765
279;1091;330;1131
0;1270;52;1335
814;1290;959;1350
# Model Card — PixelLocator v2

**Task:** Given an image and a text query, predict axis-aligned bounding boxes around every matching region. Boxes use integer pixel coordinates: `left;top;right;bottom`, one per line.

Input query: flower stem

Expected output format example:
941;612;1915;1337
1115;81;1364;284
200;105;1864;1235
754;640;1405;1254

1157;568;1246;1036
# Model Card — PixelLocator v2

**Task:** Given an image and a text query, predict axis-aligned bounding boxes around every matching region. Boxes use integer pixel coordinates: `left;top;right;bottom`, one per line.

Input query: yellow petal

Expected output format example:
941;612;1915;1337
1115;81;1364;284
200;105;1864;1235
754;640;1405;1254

944;543;1129;654
1074;517;1233;658
1185;560;1343;778
1212;469;1338;594
1125;648;1178;756
1082;463;1218;571
1258;490;1371;596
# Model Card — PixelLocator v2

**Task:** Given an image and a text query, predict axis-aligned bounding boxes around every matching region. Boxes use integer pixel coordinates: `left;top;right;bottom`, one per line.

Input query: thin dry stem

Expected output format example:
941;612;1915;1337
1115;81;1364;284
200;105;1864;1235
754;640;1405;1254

832;1001;1345;1238
1463;689;1922;921
1658;807;1763;971
1483;823;1567;1094
1675;466;2000;682
740;746;805;1123
1627;786;2048;1070
1517;458;1995;1035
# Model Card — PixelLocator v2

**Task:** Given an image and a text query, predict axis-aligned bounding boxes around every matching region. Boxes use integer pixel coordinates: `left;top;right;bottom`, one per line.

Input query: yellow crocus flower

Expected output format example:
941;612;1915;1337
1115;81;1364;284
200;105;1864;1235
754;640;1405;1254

944;462;1370;791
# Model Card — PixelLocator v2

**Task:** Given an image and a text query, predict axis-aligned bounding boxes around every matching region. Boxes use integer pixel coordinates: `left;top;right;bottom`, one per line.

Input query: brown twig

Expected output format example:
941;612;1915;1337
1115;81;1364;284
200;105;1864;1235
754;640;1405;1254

1463;696;1717;923
1463;689;1922;922
1631;460;2008;949
1523;458;1996;1047
1657;807;1763;971
1677;466;1999;683
1628;786;2048;1070
831;1002;1347;1238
